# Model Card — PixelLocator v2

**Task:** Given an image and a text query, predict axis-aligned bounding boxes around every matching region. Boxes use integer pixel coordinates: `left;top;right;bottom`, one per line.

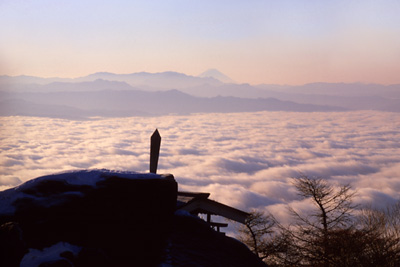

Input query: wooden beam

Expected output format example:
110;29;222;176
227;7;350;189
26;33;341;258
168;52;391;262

209;222;228;228
179;198;249;224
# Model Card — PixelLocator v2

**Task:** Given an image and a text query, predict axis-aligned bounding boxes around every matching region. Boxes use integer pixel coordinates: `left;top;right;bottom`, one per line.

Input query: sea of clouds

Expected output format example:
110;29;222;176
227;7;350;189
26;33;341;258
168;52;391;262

1;111;400;224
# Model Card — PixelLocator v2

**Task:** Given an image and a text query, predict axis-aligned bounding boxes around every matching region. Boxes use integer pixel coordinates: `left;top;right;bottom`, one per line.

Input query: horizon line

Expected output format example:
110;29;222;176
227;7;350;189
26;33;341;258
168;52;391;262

1;72;399;87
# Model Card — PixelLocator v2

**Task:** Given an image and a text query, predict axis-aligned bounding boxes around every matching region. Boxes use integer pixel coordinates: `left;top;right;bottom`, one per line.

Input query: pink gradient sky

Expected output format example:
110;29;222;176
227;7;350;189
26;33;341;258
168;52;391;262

1;0;399;85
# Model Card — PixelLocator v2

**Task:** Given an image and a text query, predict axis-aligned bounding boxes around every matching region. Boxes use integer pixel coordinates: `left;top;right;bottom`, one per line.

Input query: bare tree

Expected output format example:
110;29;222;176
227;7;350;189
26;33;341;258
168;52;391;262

356;204;400;266
291;175;356;231
237;210;278;263
238;175;400;266
284;175;357;266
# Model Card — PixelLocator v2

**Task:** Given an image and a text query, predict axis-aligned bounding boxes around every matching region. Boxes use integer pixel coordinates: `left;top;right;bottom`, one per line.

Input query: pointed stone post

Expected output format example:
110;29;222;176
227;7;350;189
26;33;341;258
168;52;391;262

150;129;161;173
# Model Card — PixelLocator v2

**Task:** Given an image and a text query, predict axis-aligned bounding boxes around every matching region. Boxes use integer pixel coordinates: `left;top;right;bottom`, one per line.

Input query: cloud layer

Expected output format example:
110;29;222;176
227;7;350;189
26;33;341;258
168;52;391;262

1;111;400;223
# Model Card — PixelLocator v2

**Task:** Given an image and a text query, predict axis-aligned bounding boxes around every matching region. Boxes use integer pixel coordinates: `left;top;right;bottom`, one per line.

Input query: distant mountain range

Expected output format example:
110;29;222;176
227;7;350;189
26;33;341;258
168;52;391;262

0;84;343;119
1;71;399;119
0;71;224;90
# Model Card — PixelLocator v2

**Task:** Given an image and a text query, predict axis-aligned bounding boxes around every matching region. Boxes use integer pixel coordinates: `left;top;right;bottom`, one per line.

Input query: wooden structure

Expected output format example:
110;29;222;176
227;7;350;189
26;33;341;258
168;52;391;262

177;191;249;232
148;129;249;232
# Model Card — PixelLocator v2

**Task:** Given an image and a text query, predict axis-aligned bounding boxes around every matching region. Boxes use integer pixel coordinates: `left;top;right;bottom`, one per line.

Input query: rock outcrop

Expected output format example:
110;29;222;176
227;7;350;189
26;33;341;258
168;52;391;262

0;169;265;266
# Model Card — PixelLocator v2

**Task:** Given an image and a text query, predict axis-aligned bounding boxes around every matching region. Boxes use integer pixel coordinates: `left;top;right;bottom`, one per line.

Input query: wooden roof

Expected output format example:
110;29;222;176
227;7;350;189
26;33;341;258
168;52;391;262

177;191;249;224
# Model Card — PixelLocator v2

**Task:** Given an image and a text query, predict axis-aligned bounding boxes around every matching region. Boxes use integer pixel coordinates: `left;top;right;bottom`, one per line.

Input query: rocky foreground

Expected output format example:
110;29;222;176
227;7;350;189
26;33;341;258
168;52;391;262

0;170;265;266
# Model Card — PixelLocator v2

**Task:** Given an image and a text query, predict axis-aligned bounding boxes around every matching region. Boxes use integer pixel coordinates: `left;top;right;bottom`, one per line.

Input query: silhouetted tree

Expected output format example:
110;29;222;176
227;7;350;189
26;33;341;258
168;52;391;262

239;175;400;266
281;175;357;266
355;204;400;266
237;210;286;265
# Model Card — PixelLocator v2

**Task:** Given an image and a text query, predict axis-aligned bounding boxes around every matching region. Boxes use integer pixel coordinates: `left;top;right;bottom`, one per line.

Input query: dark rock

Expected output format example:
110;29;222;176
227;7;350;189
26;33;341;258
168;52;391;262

1;170;177;266
166;213;266;266
0;169;265;266
73;247;111;267
0;221;27;267
39;259;73;267
59;251;75;261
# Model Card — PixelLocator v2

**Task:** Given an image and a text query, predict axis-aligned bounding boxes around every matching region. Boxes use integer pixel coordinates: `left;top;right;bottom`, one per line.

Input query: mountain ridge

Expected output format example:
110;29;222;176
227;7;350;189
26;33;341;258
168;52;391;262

1;73;400;116
0;87;345;119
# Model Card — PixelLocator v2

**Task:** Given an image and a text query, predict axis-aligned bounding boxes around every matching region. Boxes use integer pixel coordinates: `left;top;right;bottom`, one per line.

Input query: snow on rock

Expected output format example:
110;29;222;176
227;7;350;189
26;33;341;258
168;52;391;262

0;169;177;266
16;169;166;188
0;169;170;216
20;242;81;267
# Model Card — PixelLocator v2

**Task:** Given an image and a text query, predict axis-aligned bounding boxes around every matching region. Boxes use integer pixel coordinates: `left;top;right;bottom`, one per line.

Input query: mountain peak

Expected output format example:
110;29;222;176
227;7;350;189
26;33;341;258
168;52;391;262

88;72;116;77
198;69;235;84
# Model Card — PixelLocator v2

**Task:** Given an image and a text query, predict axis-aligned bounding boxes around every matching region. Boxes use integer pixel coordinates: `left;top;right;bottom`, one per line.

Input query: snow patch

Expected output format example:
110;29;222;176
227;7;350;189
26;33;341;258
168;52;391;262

174;209;198;218
0;188;20;215
0;169;167;216
20;242;81;267
17;169;162;189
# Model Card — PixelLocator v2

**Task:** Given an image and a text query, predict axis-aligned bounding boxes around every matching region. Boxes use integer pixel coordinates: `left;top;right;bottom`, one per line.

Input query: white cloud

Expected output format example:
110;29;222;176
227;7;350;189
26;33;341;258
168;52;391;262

0;175;21;187
1;111;400;217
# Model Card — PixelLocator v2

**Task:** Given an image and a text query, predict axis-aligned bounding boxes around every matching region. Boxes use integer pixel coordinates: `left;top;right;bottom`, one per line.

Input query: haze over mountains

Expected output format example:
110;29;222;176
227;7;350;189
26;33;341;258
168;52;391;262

1;70;399;119
198;68;236;84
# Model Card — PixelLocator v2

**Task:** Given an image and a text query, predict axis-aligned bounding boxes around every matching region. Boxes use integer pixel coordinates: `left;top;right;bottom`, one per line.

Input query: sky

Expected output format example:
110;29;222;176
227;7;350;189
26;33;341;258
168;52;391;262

1;111;400;225
1;0;400;85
